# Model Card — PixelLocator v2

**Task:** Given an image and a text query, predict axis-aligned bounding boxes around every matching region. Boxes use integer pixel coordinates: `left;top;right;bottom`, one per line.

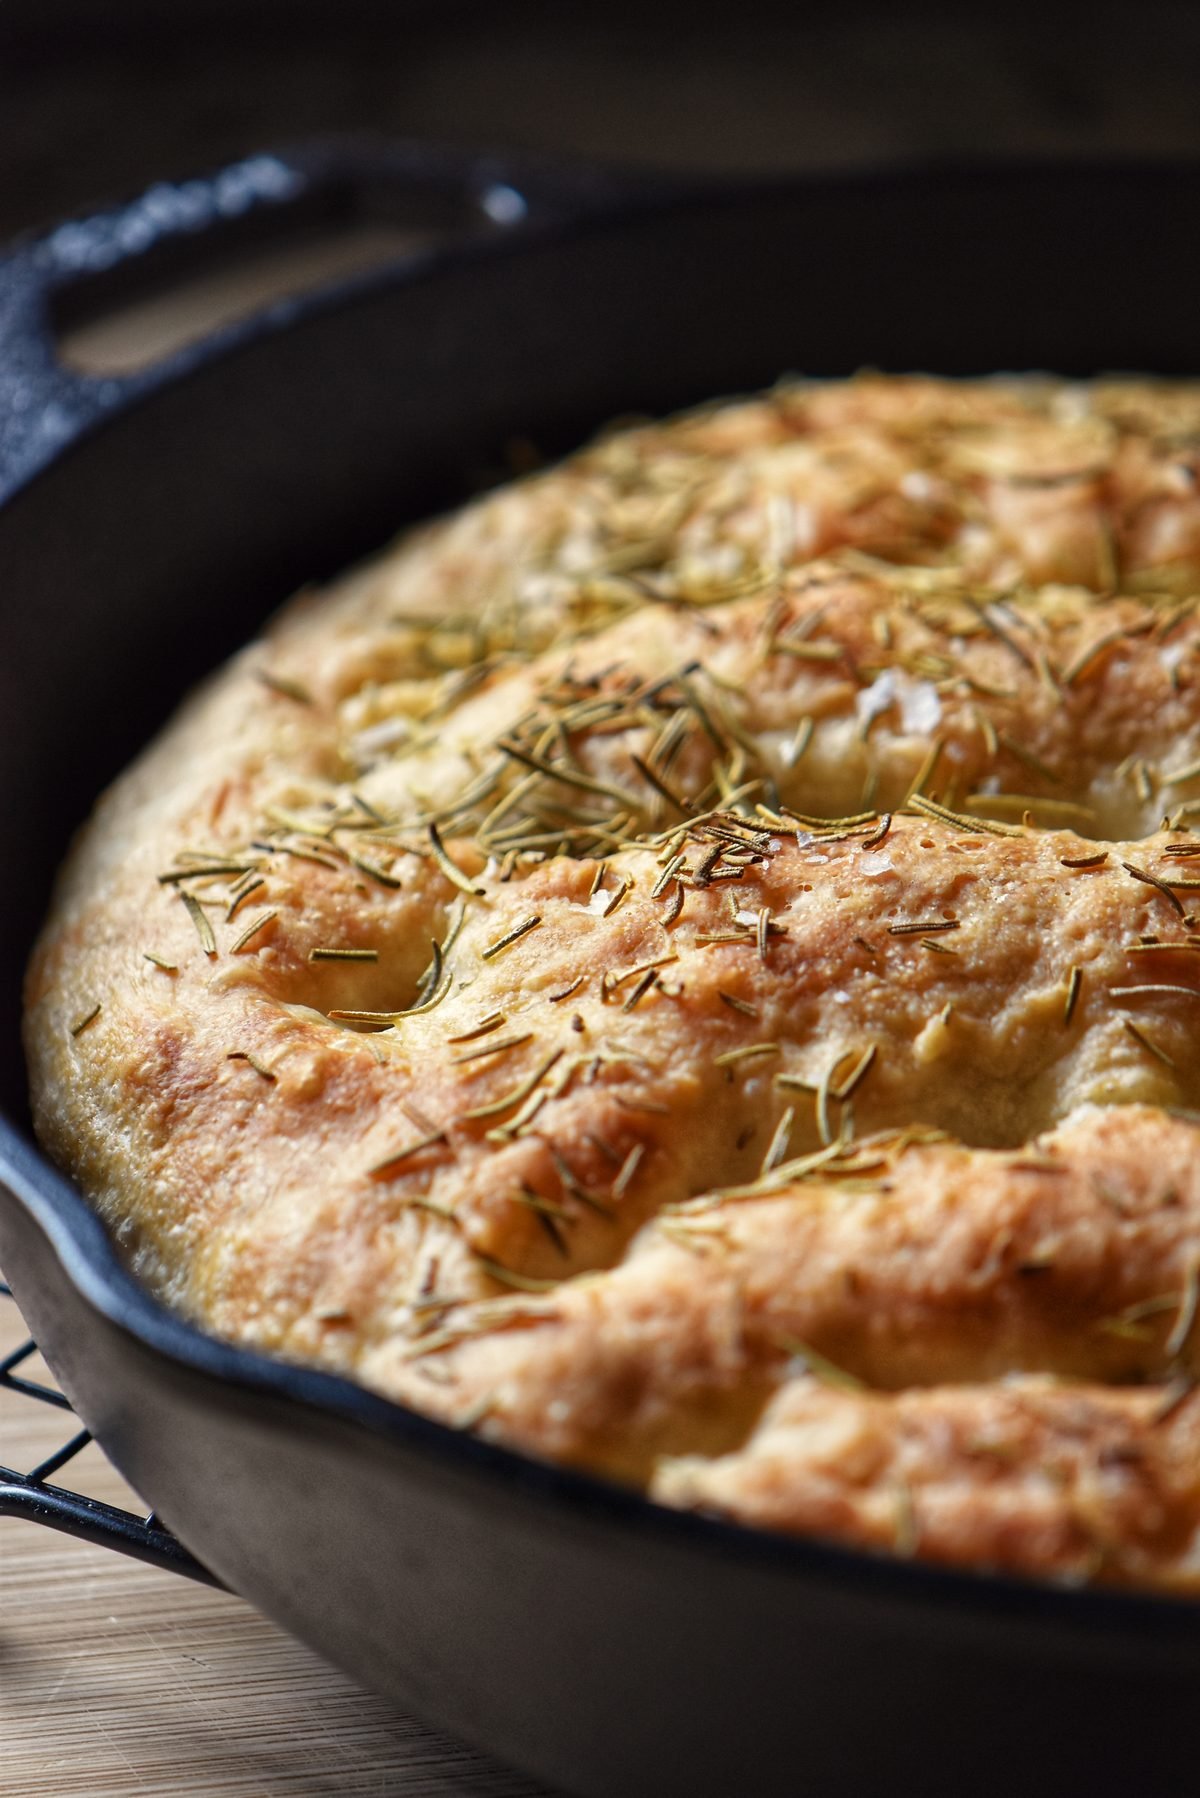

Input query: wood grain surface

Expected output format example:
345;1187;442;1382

0;1283;553;1798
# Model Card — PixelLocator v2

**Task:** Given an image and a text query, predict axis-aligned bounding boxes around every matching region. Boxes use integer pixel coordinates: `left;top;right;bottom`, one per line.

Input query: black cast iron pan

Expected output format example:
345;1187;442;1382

2;143;1200;1798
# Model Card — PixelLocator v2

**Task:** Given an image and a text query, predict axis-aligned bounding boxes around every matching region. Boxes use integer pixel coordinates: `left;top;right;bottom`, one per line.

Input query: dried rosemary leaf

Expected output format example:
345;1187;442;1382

429;821;486;897
651;853;686;898
630;753;690;814
453;1031;534;1065
905;737;943;801
761;1107;795;1177
482;915;542;960
1122;861;1187;920
608;951;680;992
1161;756;1200;789
180;891;217;955
887;918;960;937
1167;1260;1200;1359
369;1128;448;1176
860;812;894;849
1123;1019;1177;1070
660;883;685;926
612;1142;645;1201
230;909;278;954
256;669;313;704
1111;983;1200;1002
834;1043;876;1102
713;1042;780;1068
497;739;638;808
1060;629;1130;687
347;852;403;888
775;1332;865;1392
447;1012;506;1043
996;734;1062;786
1064;965;1083;1027
461;1049;564;1121
600;878;630;918
907;794;1022;839
785;716;815;767
157;860;256;884
226;876;267;920
1060;851;1109;869
475;1257;561;1294
770;637;844;663
621;969;660;1013
70;1002;101;1037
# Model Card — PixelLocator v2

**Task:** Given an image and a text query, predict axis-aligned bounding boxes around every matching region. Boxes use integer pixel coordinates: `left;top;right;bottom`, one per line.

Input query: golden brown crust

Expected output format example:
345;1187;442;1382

653;1380;1200;1590
24;374;1200;1591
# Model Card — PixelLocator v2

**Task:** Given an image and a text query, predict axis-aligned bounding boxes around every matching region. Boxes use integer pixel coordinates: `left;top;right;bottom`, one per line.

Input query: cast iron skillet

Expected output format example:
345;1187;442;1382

2;143;1200;1798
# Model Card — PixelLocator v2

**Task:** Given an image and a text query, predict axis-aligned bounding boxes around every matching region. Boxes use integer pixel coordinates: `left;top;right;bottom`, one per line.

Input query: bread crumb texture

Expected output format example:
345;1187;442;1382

25;374;1200;1591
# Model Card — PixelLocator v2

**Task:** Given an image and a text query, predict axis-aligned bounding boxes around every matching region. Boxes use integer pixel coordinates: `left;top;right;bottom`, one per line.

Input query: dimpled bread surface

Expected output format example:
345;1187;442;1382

24;374;1200;1591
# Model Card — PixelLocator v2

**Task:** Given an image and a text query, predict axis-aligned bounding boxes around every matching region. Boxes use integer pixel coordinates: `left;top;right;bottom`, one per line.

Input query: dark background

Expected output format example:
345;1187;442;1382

2;0;1199;240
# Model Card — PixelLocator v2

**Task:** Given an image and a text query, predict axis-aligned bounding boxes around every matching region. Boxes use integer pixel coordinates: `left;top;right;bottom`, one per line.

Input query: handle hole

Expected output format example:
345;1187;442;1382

51;177;515;377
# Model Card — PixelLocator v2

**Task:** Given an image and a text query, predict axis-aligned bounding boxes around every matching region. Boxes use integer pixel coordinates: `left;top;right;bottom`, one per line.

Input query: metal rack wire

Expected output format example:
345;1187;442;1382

0;1278;220;1584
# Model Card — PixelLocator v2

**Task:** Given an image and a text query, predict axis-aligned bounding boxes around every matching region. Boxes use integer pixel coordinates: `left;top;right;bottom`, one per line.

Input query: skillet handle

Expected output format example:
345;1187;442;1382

0;139;678;506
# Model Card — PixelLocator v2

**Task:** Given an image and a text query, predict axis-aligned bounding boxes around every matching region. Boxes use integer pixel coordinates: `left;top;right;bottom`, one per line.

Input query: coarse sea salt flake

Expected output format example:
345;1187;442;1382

855;670;897;730
900;680;942;735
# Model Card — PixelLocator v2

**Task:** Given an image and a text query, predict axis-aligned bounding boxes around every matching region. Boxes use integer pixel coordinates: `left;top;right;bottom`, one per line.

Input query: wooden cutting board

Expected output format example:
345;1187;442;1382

0;1283;553;1798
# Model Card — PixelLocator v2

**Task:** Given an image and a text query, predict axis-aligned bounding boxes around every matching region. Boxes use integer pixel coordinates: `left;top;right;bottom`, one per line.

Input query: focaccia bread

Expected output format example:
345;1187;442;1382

25;375;1200;1591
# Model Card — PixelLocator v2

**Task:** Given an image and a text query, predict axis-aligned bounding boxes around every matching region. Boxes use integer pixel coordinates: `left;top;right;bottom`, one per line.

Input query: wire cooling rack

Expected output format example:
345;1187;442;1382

0;1278;220;1584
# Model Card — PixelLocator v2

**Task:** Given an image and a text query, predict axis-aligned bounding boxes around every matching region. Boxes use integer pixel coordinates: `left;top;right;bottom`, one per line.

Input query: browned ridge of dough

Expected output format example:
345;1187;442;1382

23;374;1200;1592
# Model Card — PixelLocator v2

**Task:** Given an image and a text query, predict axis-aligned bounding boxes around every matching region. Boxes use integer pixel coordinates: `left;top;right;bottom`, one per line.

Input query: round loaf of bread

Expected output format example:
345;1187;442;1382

25;375;1200;1591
